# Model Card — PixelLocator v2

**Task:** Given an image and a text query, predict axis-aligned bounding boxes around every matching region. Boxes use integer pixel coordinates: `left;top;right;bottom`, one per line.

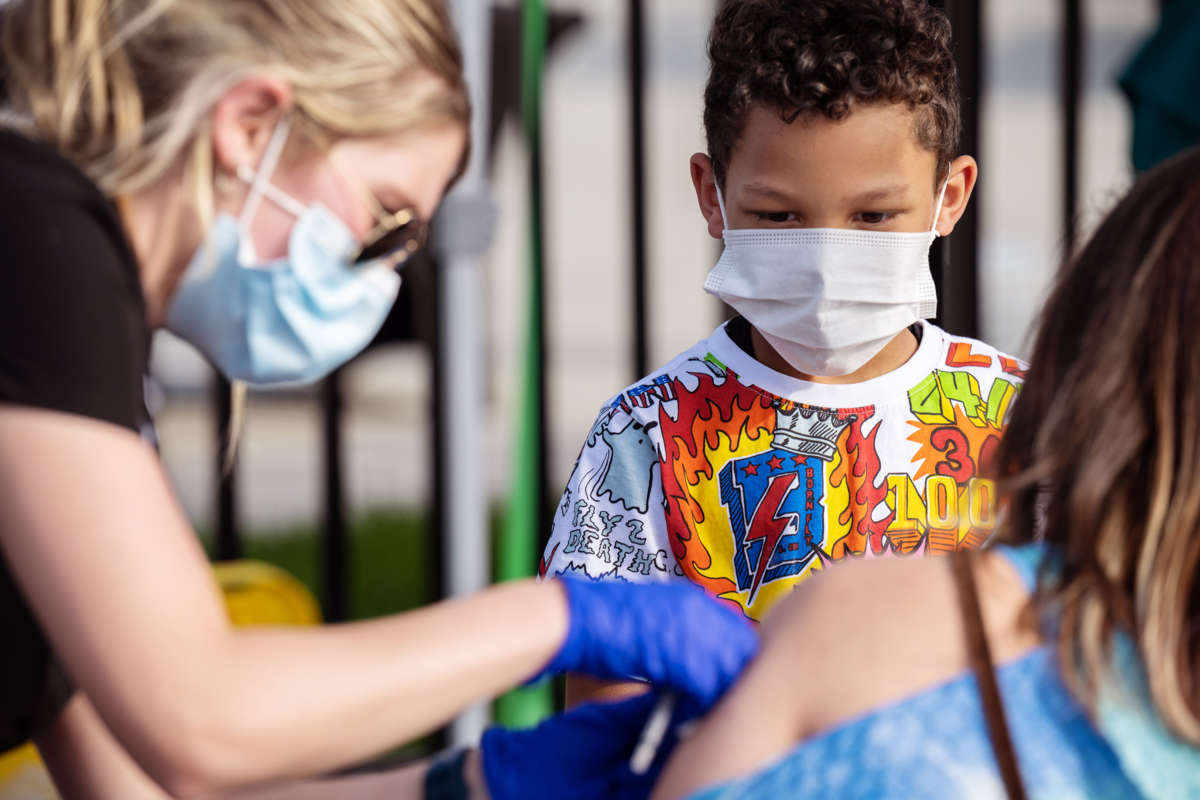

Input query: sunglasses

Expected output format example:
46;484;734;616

350;206;429;270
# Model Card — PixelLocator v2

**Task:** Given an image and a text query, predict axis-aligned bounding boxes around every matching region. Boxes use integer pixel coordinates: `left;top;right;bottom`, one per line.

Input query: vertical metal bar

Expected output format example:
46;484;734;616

499;0;550;578
523;0;551;558
943;0;982;338
422;253;448;754
440;0;496;746
321;370;348;622
628;0;649;379
214;376;240;561
1062;0;1084;254
425;260;447;605
494;0;555;730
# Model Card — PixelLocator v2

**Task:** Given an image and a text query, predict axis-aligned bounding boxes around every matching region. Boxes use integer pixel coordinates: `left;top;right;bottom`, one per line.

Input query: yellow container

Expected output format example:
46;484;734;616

213;560;323;628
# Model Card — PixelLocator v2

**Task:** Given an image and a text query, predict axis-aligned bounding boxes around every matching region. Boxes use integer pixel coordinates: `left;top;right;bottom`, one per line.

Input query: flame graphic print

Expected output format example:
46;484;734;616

827;415;893;559
658;368;899;619
659;368;774;611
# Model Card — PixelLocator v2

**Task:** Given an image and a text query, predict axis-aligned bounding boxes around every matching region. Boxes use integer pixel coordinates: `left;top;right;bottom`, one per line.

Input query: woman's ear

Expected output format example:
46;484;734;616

210;77;294;175
690;153;725;241
934;155;979;237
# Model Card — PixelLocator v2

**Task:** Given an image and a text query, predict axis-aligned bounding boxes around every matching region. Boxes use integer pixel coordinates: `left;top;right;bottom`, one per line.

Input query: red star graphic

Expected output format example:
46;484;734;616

742;463;760;477
767;456;785;471
791;454;807;467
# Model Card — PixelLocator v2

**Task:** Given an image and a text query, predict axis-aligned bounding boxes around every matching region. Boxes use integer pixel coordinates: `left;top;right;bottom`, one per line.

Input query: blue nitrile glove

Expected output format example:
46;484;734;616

480;692;701;800
536;577;758;709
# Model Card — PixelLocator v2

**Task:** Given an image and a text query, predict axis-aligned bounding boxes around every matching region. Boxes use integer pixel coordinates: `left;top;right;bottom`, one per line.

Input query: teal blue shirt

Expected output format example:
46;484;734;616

687;545;1200;799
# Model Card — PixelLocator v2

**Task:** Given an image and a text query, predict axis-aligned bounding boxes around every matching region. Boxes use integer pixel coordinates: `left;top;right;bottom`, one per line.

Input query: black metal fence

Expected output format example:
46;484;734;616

212;0;1104;621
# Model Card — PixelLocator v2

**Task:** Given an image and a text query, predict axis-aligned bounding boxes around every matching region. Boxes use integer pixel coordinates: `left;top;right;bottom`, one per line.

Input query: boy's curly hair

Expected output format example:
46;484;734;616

705;0;960;187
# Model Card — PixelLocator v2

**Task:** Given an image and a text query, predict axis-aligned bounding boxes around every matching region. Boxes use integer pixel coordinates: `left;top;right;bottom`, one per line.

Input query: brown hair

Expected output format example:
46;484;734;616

998;146;1200;742
703;0;961;187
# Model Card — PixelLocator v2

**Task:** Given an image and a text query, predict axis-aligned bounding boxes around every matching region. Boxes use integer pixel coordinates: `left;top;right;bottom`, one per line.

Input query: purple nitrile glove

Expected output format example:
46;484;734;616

534;577;759;710
480;692;701;800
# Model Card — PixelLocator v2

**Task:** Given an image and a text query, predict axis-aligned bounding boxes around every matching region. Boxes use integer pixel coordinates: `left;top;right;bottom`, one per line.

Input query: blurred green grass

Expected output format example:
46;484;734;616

200;509;433;620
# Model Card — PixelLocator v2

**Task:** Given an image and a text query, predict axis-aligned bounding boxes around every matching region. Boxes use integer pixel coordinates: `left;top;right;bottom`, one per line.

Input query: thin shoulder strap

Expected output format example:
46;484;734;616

951;551;1029;800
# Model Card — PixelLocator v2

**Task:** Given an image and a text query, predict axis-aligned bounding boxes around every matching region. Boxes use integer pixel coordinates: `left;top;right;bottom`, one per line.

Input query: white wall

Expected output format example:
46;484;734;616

978;0;1155;356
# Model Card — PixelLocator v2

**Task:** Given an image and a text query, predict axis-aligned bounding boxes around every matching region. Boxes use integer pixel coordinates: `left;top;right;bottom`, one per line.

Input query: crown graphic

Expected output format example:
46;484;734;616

771;402;855;462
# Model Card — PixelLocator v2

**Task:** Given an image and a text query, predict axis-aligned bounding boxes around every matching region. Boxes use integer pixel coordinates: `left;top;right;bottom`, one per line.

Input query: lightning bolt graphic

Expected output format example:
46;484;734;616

744;472;800;607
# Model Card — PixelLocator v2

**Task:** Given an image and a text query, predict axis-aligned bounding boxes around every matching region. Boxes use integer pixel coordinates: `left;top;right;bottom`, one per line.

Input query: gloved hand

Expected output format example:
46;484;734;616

535;578;758;709
480;692;700;800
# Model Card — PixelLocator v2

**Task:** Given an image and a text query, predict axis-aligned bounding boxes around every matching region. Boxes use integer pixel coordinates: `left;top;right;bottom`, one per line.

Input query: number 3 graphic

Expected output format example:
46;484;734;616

931;427;974;482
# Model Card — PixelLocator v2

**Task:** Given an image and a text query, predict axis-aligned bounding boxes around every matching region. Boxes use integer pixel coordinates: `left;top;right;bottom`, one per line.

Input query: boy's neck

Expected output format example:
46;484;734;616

748;325;920;384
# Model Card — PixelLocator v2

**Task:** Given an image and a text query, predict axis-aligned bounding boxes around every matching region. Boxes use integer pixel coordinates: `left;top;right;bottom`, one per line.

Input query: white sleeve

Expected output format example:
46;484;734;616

541;404;683;584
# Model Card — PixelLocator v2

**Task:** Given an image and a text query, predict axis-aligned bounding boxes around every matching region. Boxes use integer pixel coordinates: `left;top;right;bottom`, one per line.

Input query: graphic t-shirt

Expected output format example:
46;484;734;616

541;320;1027;621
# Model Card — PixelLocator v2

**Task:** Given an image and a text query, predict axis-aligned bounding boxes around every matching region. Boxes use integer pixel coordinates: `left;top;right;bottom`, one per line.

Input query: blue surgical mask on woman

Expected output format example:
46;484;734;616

166;118;401;385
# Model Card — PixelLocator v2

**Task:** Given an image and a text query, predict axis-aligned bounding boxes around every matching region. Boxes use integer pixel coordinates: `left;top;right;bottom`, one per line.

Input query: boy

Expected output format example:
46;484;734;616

542;0;1025;701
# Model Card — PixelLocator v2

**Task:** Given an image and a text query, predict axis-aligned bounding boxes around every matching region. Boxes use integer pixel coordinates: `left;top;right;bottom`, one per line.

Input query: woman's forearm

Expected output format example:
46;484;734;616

0;413;566;796
161;578;565;794
40;691;490;800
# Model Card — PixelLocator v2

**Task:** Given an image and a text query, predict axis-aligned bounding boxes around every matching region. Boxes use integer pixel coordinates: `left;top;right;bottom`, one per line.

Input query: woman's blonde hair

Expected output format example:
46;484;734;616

0;0;468;466
0;0;469;214
998;146;1200;743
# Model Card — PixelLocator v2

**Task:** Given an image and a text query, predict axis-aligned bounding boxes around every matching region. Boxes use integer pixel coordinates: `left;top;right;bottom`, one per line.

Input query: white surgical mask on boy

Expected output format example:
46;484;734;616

166;117;401;385
704;178;950;377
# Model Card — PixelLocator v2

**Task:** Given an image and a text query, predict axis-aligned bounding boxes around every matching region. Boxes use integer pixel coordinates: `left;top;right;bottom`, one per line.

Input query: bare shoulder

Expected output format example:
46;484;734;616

651;552;1037;800
759;554;957;641
759;552;1037;736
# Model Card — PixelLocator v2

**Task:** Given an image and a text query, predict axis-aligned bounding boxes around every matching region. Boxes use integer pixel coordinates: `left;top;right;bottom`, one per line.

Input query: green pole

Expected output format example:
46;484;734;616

495;0;553;729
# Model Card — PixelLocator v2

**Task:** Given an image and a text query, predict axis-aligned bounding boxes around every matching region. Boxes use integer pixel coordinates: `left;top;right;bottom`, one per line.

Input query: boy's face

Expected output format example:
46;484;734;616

692;102;976;240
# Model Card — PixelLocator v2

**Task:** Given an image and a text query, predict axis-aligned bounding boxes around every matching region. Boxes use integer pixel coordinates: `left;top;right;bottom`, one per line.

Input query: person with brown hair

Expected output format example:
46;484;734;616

651;146;1200;799
545;0;1024;708
0;1;757;797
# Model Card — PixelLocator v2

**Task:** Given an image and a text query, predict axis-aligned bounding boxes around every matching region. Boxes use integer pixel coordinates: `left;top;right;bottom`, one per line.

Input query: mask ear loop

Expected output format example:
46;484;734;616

236;116;293;228
237;170;309;220
223;116;294;472
714;180;731;231
930;176;951;239
916;175;953;321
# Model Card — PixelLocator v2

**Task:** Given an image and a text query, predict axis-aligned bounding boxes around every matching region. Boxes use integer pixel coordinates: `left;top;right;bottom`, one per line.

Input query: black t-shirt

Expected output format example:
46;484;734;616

0;128;150;749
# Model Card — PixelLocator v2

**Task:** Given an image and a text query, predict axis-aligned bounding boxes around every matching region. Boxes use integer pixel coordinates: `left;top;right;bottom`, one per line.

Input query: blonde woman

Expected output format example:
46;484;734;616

0;1;757;797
